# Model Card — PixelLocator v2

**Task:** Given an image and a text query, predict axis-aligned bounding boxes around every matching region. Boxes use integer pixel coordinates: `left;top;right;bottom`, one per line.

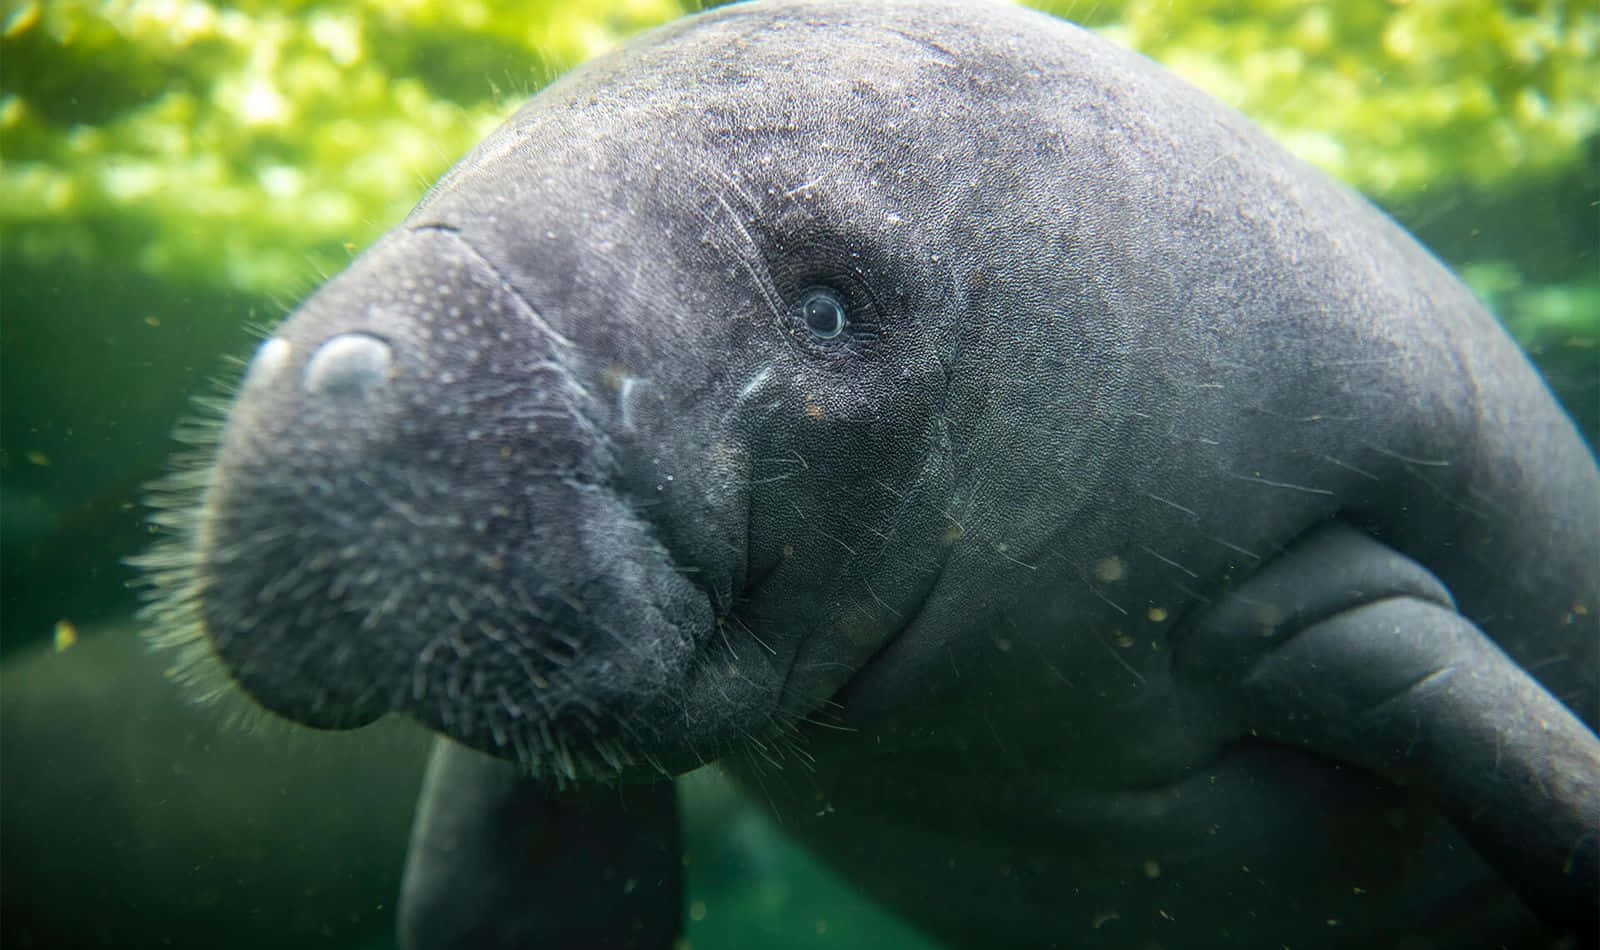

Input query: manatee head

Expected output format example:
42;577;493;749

146;3;1012;782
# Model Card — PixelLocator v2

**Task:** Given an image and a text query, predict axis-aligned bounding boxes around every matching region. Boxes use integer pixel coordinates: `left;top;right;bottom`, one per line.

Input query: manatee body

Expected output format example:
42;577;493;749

149;0;1599;946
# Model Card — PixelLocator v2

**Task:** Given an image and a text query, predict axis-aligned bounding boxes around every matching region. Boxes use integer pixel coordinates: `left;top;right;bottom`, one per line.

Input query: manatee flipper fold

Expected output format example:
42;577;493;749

1177;523;1599;935
398;738;681;950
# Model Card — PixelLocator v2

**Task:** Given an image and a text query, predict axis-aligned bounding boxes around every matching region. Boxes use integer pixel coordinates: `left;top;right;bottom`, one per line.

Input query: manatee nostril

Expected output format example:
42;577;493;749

241;337;292;389
303;332;393;396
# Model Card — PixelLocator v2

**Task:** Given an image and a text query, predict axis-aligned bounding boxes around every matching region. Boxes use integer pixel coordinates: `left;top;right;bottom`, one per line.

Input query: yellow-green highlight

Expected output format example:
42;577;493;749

2;0;1596;295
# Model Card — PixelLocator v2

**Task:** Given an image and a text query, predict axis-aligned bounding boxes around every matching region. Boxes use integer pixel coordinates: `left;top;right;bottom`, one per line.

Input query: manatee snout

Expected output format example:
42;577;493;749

194;228;710;774
202;326;396;729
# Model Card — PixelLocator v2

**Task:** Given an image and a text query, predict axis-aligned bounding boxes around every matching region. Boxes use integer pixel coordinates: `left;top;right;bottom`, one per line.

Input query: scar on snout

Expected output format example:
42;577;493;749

616;374;645;430
738;366;774;401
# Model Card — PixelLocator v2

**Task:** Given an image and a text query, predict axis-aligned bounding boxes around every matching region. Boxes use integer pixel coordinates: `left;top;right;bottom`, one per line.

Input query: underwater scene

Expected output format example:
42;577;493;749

2;0;1596;948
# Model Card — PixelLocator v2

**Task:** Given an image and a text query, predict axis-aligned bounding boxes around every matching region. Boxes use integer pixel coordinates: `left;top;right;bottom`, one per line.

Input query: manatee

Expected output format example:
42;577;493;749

141;0;1600;946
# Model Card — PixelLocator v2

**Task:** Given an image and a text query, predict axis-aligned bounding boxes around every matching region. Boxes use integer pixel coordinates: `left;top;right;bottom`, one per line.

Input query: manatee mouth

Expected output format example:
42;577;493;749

195;451;712;779
153;229;719;780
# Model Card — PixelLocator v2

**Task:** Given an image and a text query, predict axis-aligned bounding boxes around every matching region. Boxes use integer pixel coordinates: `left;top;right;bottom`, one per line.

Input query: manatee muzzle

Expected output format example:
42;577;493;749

193;228;705;764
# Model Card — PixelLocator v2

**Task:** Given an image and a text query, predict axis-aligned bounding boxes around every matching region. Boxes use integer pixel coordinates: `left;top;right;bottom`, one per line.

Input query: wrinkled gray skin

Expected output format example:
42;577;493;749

180;1;1599;947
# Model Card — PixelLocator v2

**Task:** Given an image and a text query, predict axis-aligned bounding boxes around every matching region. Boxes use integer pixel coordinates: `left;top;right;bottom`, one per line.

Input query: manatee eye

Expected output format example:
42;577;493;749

798;288;847;340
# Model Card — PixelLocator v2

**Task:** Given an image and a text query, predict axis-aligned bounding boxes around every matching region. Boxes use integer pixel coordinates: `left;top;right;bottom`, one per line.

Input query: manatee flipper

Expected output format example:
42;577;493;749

398;738;681;950
1176;524;1599;934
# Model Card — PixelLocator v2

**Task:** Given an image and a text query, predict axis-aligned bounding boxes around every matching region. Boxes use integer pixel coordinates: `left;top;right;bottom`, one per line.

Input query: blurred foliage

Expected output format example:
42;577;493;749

0;0;683;293
2;0;1596;298
1045;0;1599;197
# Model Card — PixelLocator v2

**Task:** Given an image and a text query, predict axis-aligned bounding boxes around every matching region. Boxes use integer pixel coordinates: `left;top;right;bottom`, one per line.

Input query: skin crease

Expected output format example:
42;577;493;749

146;1;1599;947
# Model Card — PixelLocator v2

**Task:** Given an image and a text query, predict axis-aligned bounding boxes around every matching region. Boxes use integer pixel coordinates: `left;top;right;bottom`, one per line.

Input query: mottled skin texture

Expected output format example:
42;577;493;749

173;1;1599;947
